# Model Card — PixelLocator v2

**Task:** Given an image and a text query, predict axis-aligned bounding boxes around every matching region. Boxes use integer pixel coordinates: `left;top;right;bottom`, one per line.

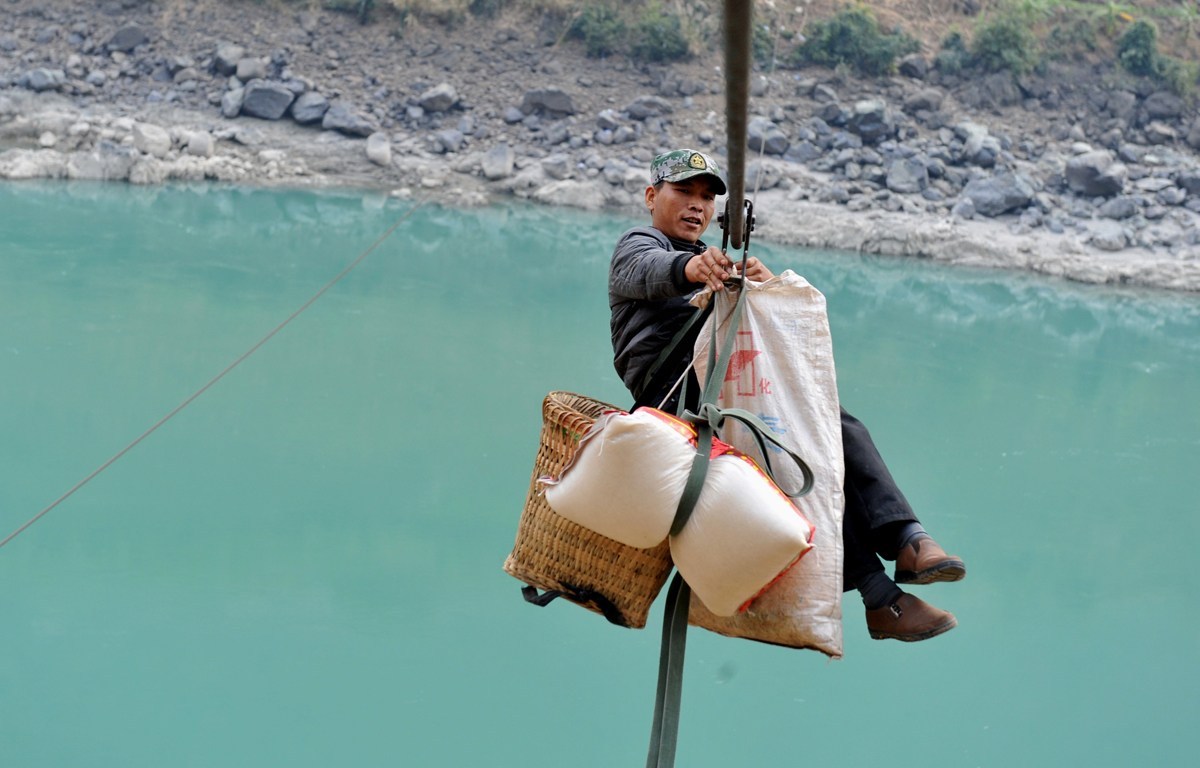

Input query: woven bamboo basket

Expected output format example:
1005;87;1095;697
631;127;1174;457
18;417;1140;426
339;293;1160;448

503;391;674;629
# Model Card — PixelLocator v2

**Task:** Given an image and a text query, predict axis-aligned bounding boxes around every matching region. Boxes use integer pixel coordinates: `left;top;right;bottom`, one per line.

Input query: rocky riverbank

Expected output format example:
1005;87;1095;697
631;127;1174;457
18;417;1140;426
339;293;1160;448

3;0;1200;292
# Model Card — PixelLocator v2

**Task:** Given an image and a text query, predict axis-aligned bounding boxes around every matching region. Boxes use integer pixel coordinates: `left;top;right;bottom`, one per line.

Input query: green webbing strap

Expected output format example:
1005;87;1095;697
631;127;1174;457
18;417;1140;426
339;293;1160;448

699;284;750;407
688;282;815;498
691;404;815;499
644;282;750;768
668;284;750;535
639;304;711;405
669;419;716;537
645;572;691;768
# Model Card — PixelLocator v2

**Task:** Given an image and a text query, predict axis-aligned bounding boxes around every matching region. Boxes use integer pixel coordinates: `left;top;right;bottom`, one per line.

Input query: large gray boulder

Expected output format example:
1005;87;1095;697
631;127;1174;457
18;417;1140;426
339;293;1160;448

533;179;607;210
1090;220;1129;251
365;132;391;166
240;80;295;120
322;102;375;136
433;128;465;153
1107;90;1137;124
1098;196;1138;220
847;99;896;144
964;134;1002;168
956;122;1001;167
596;109;622;131
106;25;149;53
1187;119;1200;151
214;43;245;76
625;95;672;120
185;131;215;158
1176;170;1200;195
785;141;822;163
961;171;1035;217
1066;150;1126;197
419;83;458;113
290;91;329;125
221;87;244;119
747;117;789;156
898;54;929;79
960;71;1022;109
19;68;66;92
541;153;572;180
1157;185;1188;206
886;156;929;194
67;141;138;181
1144;121;1177;145
950;197;976;219
236;57;268;82
903;88;943;114
1142;91;1184;121
520;88;576;117
482;143;515;180
132;122;172;158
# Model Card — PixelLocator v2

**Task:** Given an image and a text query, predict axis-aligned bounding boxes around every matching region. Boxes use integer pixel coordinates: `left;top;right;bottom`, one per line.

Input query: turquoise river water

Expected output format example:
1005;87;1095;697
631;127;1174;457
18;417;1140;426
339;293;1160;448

1;181;1197;767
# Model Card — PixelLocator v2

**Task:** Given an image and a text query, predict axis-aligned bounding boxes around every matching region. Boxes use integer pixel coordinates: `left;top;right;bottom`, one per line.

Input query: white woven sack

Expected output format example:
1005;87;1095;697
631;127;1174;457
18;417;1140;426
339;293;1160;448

690;270;847;658
671;450;814;617
540;409;695;548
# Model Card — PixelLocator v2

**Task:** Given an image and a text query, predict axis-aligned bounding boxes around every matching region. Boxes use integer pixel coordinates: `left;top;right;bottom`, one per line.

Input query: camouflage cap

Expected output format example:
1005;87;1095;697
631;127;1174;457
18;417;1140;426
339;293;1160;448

650;149;727;194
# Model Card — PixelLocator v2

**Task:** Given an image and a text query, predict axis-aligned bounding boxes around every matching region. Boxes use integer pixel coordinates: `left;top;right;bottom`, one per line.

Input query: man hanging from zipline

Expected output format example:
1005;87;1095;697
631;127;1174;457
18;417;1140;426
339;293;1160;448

609;148;966;641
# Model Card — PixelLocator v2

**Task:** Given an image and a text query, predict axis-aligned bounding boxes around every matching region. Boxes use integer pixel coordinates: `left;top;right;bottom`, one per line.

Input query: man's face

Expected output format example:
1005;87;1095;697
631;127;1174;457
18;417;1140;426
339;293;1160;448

646;177;720;242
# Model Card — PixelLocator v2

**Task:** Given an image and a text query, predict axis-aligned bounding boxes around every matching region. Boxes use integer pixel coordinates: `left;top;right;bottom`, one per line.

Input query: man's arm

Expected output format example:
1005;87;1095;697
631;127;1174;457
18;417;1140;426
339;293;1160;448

609;229;695;302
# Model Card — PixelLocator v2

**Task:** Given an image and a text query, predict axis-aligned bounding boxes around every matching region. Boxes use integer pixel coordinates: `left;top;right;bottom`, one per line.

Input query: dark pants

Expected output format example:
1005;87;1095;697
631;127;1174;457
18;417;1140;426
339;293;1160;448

840;408;918;591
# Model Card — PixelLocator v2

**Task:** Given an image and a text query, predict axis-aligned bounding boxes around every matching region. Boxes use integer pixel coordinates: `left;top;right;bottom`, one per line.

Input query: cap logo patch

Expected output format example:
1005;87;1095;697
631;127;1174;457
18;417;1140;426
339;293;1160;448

688;152;706;170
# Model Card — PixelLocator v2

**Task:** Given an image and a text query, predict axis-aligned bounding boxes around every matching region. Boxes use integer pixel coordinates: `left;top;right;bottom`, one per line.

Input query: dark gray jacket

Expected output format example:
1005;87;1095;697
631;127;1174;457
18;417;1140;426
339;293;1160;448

609;226;707;408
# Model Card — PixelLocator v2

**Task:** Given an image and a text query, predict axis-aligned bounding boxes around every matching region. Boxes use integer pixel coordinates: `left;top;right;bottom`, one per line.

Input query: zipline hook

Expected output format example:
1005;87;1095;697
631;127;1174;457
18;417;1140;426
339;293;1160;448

718;197;755;289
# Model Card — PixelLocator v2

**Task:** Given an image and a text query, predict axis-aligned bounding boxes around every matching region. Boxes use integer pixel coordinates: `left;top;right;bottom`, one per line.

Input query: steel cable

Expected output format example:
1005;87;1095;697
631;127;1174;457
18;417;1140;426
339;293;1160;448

1;200;425;551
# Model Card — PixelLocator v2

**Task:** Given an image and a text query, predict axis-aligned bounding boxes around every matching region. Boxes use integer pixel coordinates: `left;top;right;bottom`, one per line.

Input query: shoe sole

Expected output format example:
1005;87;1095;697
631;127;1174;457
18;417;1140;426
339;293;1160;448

895;559;966;585
869;615;958;642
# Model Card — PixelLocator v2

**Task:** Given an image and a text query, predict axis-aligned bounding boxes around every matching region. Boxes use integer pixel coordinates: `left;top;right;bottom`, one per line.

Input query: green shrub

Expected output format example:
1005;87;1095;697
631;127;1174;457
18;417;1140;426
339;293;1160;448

569;5;626;58
324;0;374;25
752;22;775;67
1111;19;1196;98
934;30;970;76
791;5;919;77
1046;17;1097;62
1157;56;1199;99
468;0;506;19
1117;19;1160;77
630;4;689;63
970;12;1038;74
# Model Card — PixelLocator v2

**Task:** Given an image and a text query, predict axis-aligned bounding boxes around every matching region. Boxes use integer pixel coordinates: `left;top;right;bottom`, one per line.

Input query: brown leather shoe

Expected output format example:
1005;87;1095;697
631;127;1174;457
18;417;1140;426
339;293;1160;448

865;593;957;642
894;536;966;585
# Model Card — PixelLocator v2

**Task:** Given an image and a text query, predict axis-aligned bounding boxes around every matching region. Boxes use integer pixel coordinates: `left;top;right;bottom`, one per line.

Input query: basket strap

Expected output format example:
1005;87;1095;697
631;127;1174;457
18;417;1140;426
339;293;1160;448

645;572;690;768
520;585;628;628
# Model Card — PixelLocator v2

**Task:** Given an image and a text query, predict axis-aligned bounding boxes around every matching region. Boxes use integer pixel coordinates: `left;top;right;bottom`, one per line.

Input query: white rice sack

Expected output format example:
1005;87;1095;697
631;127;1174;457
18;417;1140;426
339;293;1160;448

670;449;815;617
690;271;846;658
541;408;697;548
